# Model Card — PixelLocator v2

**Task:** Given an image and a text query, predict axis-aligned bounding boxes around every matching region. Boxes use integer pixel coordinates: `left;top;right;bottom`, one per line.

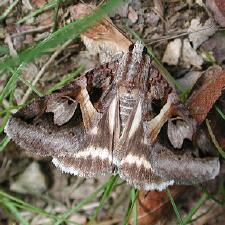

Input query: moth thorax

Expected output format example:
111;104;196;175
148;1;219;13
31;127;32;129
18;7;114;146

119;92;136;131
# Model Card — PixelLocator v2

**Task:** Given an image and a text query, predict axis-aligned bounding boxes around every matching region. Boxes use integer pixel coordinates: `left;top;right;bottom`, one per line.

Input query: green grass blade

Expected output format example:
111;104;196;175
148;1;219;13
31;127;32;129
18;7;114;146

200;186;223;205
166;189;184;225
215;105;225;121
18;76;44;97
0;64;23;103
188;204;214;224
17;0;58;24
0;113;10;134
131;188;138;225
0;0;124;72
0;190;58;219
183;193;208;224
122;188;138;225
0;45;9;55
3;199;29;225
0;0;21;21
0;104;24;116
0;136;10;152
54;182;109;225
89;175;119;223
206;119;225;159
0;90;13;135
52;0;62;32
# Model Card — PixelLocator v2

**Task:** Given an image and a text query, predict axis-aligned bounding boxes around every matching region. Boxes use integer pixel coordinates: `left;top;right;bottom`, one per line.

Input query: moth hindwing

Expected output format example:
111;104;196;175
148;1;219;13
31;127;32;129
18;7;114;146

5;41;220;191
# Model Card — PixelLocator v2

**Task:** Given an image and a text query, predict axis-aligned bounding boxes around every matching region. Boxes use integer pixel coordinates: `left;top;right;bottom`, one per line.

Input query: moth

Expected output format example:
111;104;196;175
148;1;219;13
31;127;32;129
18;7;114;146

5;42;220;191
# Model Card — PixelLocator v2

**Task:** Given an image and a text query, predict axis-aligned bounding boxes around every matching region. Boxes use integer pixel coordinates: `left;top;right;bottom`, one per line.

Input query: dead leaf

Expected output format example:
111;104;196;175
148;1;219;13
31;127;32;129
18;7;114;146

128;6;138;23
191;200;225;225
68;3;132;62
177;71;201;89
187;66;225;124
182;38;203;68
31;0;48;8
206;0;225;27
153;0;164;18
188;17;217;49
136;186;185;225
22;0;33;10
162;38;182;65
10;162;47;194
201;32;225;64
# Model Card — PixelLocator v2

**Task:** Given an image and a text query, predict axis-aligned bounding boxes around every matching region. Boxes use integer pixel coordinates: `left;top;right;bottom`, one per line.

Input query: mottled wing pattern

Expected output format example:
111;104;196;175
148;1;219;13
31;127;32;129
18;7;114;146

52;96;119;177
5;60;119;166
5;41;220;191
114;100;174;191
150;143;220;185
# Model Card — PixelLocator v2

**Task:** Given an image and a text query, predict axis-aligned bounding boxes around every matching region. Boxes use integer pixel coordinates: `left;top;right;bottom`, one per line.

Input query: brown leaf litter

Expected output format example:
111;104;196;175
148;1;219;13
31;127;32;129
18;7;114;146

1;1;225;225
187;66;225;124
206;0;225;27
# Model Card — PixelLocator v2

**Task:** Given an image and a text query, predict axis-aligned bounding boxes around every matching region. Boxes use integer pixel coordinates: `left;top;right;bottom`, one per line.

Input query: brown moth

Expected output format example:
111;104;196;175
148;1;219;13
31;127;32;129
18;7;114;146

5;42;220;191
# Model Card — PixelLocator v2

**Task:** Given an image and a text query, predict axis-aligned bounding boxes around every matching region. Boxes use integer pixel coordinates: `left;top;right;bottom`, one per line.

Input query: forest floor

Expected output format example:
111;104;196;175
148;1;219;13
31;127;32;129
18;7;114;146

0;0;225;225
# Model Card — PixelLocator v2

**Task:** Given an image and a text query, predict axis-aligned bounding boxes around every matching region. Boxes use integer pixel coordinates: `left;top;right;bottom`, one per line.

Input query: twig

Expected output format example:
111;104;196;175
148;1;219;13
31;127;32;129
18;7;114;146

19;76;44;97
5;34;17;57
11;25;53;38
166;189;184;225
189;203;224;225
20;39;72;104
146;24;217;45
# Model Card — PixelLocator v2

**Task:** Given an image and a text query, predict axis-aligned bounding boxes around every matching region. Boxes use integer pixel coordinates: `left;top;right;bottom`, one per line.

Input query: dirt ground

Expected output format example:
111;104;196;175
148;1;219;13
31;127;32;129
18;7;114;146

0;0;225;225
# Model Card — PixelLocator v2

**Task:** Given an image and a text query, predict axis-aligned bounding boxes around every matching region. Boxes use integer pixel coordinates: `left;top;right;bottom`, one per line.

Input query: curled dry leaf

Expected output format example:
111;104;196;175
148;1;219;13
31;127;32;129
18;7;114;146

206;0;225;27
187;66;225;124
68;3;132;62
162;38;182;65
146;91;196;149
188;17;217;49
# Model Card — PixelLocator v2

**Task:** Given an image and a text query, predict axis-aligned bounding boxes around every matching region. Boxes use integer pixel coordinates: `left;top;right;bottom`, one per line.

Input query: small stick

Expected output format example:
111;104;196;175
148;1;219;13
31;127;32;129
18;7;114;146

11;25;53;38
